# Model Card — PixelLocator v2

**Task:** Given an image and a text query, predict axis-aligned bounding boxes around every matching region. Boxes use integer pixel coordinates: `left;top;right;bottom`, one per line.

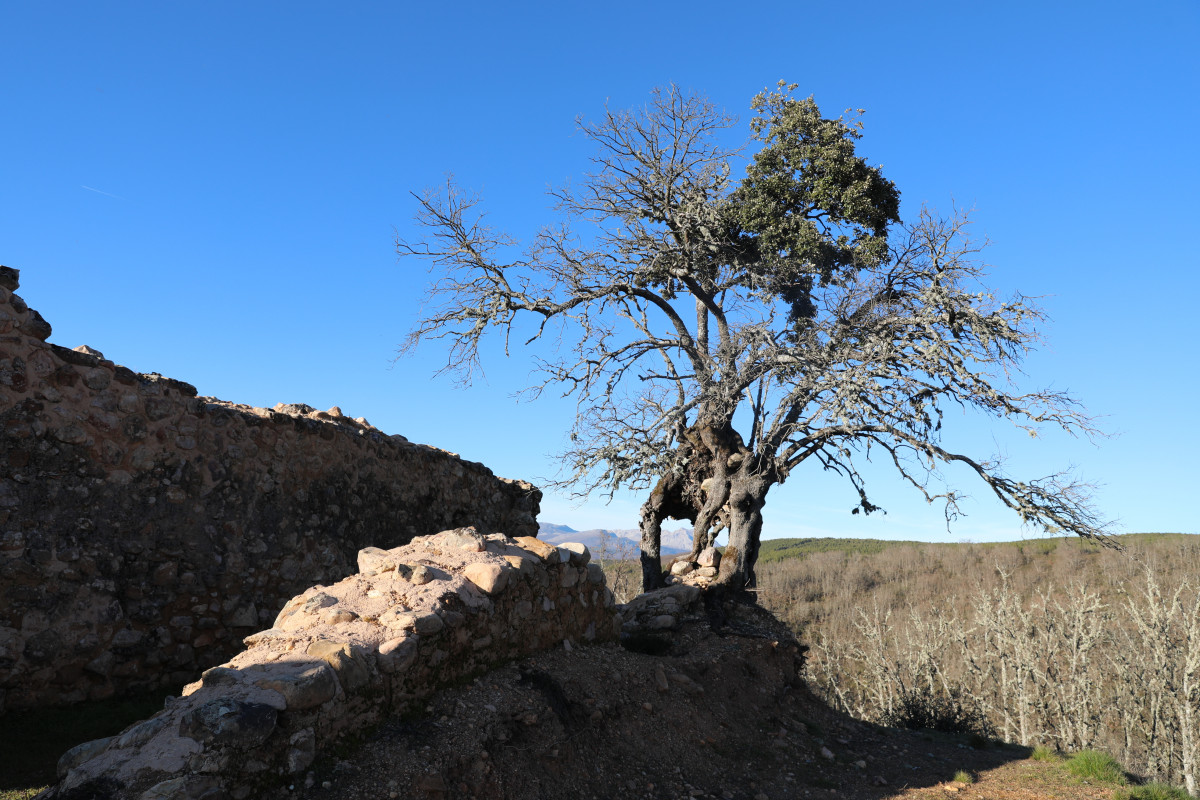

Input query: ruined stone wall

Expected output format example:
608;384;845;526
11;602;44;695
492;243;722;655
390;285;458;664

0;267;541;714
45;528;616;800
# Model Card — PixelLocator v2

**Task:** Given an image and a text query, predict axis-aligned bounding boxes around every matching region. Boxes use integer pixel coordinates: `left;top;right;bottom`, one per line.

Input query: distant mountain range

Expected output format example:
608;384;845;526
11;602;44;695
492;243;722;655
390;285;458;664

537;522;693;556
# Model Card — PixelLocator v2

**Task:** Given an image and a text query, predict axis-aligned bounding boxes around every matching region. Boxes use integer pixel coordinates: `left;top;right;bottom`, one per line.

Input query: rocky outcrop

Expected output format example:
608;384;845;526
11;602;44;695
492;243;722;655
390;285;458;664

0;267;540;714
42;528;615;800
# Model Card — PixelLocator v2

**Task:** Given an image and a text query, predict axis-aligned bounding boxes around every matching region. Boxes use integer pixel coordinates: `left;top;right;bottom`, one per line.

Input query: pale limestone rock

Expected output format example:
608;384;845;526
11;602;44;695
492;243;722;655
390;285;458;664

559;542;591;566
697;546;721;568
320;608;358;625
463;562;509;594
395;563;433;585
436;527;485;552
357;546;393;574
379;608;416;631
306;640;370;692
254;663;338;710
514;536;559;563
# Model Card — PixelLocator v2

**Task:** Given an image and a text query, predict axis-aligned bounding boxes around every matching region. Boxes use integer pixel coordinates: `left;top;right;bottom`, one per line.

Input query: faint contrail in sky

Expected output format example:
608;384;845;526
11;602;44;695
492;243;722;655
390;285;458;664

81;185;124;200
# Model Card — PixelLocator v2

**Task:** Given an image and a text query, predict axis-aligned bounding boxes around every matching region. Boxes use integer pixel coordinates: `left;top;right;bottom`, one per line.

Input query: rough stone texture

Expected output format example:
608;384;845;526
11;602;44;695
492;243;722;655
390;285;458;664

615;583;703;634
40;529;616;800
0;268;540;714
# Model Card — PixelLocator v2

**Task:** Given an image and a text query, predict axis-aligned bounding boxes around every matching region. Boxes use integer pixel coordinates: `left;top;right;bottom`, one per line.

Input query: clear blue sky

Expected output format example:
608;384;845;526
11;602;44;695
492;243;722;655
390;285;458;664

3;1;1197;542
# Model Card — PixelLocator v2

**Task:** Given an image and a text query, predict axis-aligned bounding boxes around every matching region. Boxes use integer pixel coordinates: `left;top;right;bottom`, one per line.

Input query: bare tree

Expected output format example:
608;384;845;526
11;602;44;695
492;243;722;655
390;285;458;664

595;530;640;604
398;82;1111;593
766;541;1200;792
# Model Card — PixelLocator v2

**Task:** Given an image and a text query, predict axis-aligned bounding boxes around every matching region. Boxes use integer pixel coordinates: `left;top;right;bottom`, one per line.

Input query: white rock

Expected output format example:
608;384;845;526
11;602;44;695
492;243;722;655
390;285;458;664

559;542;591;565
464;562;509;594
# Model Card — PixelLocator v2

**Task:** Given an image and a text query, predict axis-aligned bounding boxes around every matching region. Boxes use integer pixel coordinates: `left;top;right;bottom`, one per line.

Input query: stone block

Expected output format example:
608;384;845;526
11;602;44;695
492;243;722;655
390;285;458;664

697;546;721;568
513;536;559;563
306;640;371;692
179;698;278;747
254;663;338;710
357;546;393;574
464;562;509;594
559;542;591;566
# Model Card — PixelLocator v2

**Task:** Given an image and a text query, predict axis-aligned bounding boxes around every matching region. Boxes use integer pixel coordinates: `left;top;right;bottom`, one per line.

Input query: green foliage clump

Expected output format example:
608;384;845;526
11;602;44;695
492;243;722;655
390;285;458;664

1114;783;1193;800
1031;745;1062;762
952;770;975;784
1032;538;1059;556
878;686;994;738
1065;749;1128;785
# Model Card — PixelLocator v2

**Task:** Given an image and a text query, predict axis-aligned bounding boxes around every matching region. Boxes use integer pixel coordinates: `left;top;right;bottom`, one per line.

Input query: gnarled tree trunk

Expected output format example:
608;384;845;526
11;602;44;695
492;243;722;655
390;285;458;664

638;496;666;592
716;471;773;592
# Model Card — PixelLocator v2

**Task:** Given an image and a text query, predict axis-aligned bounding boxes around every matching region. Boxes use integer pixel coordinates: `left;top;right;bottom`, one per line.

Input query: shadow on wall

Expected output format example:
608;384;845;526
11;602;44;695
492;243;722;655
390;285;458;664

0;266;540;715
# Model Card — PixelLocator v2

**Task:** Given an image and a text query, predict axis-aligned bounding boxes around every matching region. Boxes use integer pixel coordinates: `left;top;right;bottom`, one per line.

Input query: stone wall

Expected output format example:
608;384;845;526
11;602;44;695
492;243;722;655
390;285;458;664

0;266;541;714
44;528;616;800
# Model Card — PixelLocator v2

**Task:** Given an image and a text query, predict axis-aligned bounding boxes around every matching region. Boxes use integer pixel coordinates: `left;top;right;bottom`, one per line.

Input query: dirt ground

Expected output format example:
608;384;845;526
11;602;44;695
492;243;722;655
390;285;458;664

262;601;1073;800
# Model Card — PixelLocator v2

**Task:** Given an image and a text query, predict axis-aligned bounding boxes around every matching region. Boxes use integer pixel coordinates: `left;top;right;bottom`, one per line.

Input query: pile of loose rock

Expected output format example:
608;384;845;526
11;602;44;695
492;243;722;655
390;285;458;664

43;528;615;800
666;546;723;585
614;583;703;635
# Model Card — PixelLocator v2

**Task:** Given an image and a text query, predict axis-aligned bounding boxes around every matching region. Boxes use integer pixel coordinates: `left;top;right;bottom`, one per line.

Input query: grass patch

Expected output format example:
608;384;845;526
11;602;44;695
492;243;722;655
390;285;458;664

1031;745;1062;762
952;770;975;784
1114;783;1193;800
1;790;49;800
1065;749;1128;785
0;689;173;791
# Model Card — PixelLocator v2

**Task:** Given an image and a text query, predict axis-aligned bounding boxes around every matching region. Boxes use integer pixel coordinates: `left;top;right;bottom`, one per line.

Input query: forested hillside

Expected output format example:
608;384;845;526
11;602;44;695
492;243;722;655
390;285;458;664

754;533;1200;794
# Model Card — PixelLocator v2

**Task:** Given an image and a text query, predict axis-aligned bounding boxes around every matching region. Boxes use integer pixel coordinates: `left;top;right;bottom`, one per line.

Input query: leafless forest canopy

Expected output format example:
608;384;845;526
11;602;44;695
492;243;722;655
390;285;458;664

747;534;1200;794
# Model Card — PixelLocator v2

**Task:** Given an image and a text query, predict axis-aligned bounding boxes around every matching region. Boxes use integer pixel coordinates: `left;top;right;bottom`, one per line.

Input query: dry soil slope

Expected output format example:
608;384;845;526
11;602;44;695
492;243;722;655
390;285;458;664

257;602;1115;800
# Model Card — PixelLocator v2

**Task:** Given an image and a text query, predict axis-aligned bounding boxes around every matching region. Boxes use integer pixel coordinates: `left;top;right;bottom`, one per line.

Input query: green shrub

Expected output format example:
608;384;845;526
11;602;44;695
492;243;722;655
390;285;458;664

952;770;975;784
1113;783;1192;800
1065;749;1127;785
1031;745;1062;762
1033;538;1058;556
878;686;995;738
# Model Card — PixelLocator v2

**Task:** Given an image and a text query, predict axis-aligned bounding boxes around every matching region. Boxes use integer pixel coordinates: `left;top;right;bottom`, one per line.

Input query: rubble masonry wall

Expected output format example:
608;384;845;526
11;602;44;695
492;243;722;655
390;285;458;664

0;266;541;714
44;528;617;800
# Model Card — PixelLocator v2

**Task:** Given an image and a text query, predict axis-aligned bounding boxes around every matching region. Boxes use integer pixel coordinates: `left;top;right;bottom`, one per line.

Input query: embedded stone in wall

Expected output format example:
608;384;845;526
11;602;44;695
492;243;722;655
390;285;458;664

40;528;617;800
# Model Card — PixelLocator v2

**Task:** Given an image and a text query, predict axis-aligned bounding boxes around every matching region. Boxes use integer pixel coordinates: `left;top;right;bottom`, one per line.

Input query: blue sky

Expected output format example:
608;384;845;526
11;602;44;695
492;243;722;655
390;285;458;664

3;1;1196;542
